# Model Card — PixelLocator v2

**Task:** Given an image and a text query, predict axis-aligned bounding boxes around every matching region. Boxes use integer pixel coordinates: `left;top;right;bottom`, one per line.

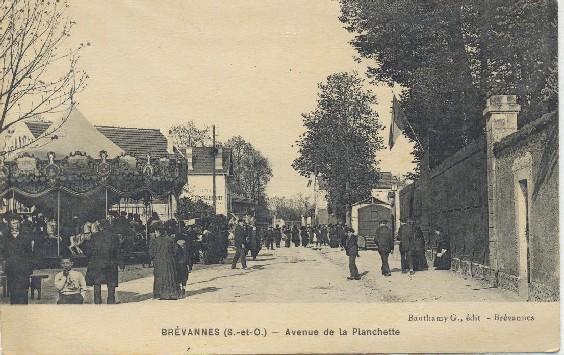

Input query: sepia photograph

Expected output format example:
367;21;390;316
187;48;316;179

0;0;559;353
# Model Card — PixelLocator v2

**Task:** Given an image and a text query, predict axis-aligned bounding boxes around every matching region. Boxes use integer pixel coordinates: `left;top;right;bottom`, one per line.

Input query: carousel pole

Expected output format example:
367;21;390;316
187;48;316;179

105;187;108;219
57;189;61;257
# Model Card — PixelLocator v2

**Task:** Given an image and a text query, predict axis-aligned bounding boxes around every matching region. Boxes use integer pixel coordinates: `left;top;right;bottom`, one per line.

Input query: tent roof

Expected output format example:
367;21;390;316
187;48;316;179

8;110;124;160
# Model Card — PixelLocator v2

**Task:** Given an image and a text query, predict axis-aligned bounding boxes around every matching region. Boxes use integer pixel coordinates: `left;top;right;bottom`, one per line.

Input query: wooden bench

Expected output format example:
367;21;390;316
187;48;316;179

1;273;49;300
29;274;49;300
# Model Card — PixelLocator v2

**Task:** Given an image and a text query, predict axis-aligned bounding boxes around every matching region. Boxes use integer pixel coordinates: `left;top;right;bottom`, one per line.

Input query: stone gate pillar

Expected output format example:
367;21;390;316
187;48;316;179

484;95;520;274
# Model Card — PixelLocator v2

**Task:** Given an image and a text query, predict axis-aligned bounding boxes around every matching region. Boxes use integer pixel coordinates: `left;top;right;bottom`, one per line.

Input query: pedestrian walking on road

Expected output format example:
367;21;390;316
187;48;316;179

247;226;261;260
337;224;346;250
274;225;282;248
175;239;189;298
300;226;309;247
149;223;180;300
291;226;300;247
375;220;394;276
397;219;415;275
265;226;274;250
83;219;122;304
412;222;428;272
231;220;247;269
282;226;291;248
345;227;361;280
328;225;339;248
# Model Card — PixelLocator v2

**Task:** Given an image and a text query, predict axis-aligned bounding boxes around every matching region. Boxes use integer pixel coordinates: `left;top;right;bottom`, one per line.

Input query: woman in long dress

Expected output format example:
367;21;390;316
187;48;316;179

149;223;180;300
433;227;451;270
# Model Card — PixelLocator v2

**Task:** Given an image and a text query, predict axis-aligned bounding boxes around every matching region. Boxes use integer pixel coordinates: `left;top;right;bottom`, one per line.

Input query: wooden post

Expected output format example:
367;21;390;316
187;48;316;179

212;124;217;215
57;190;61;257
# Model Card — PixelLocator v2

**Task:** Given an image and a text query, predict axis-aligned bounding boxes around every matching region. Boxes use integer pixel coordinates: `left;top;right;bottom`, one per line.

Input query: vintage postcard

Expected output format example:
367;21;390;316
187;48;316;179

0;0;560;353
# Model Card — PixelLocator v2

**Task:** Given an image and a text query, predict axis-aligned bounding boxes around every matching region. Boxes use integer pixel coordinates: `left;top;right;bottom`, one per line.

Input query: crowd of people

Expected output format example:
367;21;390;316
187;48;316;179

0;207;451;304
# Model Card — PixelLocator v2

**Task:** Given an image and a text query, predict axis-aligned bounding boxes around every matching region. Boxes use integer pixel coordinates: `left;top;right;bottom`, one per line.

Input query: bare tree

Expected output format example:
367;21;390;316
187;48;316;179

0;0;88;154
168;121;212;148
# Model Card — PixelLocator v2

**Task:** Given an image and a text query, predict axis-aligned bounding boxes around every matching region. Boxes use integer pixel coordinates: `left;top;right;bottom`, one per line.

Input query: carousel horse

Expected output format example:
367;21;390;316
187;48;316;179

68;221;96;256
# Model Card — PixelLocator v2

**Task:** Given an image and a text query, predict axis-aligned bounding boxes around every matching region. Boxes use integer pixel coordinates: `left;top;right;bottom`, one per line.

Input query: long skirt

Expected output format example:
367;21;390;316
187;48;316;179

153;260;180;299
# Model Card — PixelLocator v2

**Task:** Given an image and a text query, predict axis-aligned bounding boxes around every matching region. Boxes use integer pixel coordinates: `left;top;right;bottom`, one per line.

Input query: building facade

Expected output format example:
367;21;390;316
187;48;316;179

184;146;234;217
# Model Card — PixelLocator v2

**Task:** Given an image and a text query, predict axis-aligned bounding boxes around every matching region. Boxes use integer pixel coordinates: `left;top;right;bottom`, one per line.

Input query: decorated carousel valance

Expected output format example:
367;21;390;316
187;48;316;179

0;150;187;199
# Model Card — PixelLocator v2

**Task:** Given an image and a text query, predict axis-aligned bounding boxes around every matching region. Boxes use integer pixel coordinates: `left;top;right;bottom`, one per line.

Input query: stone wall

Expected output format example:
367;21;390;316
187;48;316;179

399;95;558;301
400;136;489;265
493;112;559;301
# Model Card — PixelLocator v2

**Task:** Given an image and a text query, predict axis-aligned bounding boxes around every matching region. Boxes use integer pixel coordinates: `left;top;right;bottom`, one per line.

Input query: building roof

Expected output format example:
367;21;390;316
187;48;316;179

95;125;169;159
24;121;52;138
188;146;233;175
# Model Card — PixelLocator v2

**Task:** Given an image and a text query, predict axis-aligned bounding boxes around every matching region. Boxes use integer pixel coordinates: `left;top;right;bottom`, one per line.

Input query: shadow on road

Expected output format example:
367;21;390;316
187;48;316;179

187;286;221;297
116;291;154;303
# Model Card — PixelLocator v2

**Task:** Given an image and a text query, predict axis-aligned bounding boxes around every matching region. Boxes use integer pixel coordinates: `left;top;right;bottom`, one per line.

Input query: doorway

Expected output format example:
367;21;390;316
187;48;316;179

515;178;530;299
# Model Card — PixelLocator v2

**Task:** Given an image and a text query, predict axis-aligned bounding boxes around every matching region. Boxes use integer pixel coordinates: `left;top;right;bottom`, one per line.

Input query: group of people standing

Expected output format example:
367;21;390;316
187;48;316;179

344;218;452;281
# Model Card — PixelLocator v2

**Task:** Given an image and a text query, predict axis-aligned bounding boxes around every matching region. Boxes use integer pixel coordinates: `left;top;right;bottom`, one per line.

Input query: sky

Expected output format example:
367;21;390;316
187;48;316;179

65;0;415;197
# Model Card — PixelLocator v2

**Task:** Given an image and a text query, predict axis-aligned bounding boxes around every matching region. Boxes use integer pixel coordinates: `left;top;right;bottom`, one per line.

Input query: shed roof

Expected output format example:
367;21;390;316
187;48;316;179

95;125;169;159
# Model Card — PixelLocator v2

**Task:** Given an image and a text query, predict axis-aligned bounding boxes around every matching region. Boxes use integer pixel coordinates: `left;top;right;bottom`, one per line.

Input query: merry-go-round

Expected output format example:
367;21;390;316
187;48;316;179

0;111;187;267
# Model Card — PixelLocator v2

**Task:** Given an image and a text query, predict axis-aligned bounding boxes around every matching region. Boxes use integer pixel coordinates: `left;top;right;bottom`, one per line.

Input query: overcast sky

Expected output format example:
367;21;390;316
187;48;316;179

66;0;415;197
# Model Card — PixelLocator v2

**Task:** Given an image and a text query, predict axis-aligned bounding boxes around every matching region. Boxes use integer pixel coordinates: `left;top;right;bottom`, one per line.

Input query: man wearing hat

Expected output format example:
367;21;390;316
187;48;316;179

54;258;86;304
82;218;122;304
345;227;361;280
231;219;247;269
375;220;394;277
0;214;35;304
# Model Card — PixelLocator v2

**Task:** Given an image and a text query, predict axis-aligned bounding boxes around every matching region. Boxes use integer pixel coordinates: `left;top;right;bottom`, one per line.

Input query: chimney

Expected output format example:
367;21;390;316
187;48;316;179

166;132;174;154
483;95;520;143
186;147;193;171
215;146;223;170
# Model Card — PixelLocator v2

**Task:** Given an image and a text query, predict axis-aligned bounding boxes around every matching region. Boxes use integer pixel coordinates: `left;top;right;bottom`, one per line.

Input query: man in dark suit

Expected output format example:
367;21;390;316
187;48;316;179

337;224;346;249
397;218;416;275
0;215;35;304
231;220;247;269
375;220;394;276
265;226;274;250
345;227;361;280
273;225;282;248
83;219;122;304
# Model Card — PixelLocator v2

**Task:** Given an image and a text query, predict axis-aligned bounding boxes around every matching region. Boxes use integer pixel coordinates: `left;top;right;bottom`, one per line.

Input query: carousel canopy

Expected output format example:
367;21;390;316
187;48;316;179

7;109;125;161
0;110;187;200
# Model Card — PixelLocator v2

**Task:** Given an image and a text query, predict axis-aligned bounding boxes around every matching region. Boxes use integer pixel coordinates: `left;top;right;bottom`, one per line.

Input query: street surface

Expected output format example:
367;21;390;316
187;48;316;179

114;246;518;303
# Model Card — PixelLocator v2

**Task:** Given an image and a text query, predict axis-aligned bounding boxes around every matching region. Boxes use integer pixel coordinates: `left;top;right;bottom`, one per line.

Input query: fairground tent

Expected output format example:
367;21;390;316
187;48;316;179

6;109;124;161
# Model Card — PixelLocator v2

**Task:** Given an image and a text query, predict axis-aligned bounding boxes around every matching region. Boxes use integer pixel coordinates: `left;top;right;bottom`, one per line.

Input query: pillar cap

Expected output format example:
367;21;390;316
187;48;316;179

483;95;521;116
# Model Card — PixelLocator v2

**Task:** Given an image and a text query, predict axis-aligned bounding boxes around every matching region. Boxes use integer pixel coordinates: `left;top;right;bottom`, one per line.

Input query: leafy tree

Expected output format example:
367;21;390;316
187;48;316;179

292;72;384;224
168;121;212;148
224;135;272;204
0;0;88;154
175;196;214;220
339;0;557;173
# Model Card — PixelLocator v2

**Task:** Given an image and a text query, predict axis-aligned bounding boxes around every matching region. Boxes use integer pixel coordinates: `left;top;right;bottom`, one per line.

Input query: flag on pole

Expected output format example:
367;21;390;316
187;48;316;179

388;95;408;150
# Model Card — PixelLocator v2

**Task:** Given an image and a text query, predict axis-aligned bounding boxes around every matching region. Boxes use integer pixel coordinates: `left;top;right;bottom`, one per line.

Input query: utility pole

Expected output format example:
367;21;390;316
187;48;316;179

212;124;217;214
